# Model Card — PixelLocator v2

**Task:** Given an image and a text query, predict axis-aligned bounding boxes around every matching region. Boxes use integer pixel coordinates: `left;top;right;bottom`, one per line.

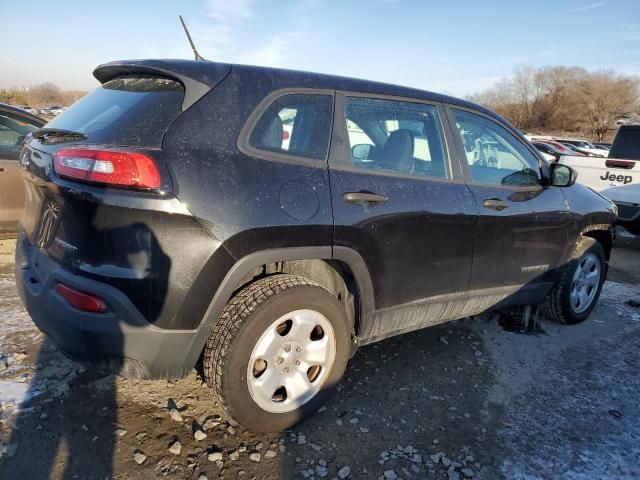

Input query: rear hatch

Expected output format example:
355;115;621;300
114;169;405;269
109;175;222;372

20;61;230;268
21;75;185;257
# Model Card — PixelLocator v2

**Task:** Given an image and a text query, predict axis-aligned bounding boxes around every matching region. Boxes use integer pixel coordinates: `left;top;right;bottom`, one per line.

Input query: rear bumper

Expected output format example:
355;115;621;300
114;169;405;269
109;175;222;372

15;233;212;379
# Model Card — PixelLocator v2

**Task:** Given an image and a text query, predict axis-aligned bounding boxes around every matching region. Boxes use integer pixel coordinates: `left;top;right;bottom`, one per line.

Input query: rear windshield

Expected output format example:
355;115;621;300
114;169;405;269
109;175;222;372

612;128;640;160
46;75;184;148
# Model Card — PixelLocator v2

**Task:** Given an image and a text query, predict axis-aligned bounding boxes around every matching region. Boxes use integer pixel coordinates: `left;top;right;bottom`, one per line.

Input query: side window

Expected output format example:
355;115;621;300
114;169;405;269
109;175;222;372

451;109;541;186
249;93;333;160
0;112;40;160
345;97;448;179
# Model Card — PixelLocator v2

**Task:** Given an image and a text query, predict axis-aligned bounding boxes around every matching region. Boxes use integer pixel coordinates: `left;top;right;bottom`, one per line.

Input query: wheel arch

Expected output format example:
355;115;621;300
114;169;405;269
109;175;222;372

185;246;375;372
580;225;613;261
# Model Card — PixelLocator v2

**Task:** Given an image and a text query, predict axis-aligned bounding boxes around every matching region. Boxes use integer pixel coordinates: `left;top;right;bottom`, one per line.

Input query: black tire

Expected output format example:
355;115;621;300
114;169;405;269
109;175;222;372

543;238;606;324
202;274;350;432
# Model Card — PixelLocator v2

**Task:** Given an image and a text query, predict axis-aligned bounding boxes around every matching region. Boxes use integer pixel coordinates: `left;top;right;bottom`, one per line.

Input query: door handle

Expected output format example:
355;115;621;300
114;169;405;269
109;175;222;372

343;192;388;205
482;198;508;211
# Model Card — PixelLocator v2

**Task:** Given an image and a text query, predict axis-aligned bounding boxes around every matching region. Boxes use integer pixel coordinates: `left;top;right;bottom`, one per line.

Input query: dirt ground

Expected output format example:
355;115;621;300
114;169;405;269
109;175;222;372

0;234;639;479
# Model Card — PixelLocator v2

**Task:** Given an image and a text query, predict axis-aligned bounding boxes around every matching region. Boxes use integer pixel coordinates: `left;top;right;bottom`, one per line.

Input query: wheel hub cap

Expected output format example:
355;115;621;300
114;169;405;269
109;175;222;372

570;252;601;314
247;309;336;413
274;341;303;373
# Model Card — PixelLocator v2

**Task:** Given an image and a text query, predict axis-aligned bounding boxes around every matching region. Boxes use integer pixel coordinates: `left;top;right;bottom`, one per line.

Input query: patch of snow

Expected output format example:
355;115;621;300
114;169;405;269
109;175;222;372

599;281;640;322
0;380;40;407
0;274;35;342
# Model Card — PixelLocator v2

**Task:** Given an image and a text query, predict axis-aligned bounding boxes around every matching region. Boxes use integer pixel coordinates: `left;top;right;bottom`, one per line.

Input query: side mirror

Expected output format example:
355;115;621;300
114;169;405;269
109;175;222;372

352;144;372;160
550;163;577;187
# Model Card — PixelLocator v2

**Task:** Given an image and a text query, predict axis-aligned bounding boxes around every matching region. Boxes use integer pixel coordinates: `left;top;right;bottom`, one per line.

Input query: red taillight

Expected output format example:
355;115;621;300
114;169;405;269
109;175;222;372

53;148;161;189
56;283;108;313
282;130;290;140
606;159;635;169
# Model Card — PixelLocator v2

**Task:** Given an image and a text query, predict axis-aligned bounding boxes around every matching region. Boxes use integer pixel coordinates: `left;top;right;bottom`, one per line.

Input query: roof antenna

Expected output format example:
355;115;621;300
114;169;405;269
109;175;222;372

179;15;206;61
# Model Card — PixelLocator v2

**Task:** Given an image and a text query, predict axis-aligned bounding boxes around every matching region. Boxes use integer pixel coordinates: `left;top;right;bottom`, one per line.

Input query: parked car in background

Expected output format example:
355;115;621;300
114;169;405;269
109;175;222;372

16;59;615;432
0;103;46;238
559;142;581;154
593;142;611;151
531;139;586;157
558;139;608;157
545;140;585;156
37;106;65;116
559;125;640;234
533;141;565;162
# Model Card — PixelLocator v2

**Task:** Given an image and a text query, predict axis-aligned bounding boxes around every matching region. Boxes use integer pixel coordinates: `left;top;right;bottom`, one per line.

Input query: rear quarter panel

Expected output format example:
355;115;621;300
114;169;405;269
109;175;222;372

161;67;335;311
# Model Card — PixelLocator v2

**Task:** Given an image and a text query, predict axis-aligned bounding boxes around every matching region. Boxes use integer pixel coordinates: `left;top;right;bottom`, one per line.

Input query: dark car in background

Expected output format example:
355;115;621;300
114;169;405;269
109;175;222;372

0;103;46;238
533;141;565;162
542;139;586;157
16;59;616;432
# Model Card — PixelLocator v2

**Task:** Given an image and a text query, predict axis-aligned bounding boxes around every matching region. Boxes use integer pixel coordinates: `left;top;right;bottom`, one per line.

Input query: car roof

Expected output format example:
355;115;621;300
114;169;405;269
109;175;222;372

93;59;506;124
534;141;560;149
0;102;46;125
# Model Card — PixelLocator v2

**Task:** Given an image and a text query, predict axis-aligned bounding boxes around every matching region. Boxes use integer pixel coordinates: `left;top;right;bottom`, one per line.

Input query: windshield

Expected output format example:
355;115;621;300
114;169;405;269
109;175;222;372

46;76;184;148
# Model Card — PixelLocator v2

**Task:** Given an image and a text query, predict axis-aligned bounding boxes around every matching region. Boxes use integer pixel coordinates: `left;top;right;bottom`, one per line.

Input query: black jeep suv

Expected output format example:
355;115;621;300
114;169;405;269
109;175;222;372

16;59;615;431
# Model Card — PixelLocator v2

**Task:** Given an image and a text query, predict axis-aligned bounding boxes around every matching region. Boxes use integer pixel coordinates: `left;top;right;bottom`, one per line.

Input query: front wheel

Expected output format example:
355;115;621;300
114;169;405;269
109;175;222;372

543;239;606;324
203;275;350;432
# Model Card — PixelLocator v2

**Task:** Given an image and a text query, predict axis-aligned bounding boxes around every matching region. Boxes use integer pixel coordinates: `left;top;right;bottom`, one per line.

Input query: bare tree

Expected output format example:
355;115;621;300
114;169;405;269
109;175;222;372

577;70;639;141
29;82;62;106
467;65;639;140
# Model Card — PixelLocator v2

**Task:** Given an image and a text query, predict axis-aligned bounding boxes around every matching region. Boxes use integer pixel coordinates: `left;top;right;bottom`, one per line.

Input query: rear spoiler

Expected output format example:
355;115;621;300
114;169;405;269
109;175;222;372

93;59;232;111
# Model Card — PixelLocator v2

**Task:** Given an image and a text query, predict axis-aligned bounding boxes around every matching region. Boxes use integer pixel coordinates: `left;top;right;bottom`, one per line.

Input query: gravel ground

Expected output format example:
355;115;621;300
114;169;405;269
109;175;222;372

0;236;639;479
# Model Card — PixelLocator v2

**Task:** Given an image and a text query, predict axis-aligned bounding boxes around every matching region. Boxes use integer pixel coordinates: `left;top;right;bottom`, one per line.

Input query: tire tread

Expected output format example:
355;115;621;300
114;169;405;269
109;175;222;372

542;237;602;324
202;274;327;417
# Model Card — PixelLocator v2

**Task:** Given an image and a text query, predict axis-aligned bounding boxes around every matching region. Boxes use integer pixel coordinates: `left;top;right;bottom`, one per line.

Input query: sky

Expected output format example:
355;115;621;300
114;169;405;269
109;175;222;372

2;0;640;97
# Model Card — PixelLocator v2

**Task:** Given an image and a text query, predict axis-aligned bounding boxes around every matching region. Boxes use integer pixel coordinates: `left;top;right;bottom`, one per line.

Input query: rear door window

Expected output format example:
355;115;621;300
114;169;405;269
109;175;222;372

345;97;448;178
248;93;333;160
45;76;184;148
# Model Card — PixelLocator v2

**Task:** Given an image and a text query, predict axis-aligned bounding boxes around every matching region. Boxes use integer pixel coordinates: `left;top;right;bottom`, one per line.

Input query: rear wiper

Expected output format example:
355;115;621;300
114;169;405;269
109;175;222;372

32;128;87;144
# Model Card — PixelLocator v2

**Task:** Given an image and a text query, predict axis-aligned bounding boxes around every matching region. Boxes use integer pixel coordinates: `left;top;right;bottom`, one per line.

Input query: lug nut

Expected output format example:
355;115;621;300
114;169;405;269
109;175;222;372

275;356;283;365
284;367;289;373
295;360;300;366
296;346;302;352
283;344;291;352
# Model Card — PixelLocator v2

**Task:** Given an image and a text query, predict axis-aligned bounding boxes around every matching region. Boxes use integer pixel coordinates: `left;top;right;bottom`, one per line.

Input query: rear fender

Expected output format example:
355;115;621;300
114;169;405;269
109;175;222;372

181;246;375;373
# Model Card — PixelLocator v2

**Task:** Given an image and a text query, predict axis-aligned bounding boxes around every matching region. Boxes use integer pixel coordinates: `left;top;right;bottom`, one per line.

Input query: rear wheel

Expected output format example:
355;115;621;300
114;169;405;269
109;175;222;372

203;274;350;432
543;239;605;324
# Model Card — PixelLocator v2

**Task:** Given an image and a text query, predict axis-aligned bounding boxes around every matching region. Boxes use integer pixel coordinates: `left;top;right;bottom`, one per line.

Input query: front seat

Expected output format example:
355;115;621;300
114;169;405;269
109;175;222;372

381;129;414;174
